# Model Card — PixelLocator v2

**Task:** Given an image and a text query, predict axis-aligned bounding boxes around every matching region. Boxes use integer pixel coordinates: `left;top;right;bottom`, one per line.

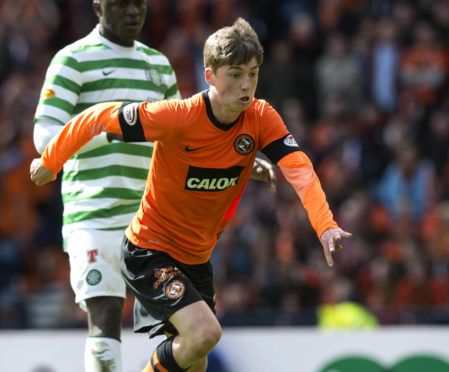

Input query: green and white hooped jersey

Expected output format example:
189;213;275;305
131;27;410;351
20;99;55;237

34;25;181;242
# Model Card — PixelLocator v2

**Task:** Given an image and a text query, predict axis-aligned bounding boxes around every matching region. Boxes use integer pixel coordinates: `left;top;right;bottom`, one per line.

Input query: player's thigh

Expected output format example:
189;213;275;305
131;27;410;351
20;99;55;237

66;229;126;311
169;300;221;341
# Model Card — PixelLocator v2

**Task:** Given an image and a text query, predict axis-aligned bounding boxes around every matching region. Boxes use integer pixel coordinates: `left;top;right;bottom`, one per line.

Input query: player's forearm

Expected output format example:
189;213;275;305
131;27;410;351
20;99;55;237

278;152;338;237
41;102;123;173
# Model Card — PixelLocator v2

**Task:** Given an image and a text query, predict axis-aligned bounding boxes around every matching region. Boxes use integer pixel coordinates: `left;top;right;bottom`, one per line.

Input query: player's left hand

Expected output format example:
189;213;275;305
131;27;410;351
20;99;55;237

251;157;277;192
107;132;124;142
320;227;352;268
30;158;57;186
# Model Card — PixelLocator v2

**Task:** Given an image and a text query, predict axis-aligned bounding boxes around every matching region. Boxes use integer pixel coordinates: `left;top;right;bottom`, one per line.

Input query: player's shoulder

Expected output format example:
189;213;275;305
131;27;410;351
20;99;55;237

248;97;277;117
161;92;203;114
135;41;173;65
52;29;105;60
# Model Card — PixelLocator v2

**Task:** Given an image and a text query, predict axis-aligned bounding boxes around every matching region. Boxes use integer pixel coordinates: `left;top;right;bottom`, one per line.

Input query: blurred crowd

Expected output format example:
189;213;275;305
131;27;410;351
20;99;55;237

1;0;449;329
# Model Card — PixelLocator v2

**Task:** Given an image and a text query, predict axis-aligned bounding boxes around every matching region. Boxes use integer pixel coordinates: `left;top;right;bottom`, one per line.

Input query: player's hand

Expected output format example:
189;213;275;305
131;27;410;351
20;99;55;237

107;132;124;142
30;158;57;186
251;157;277;192
319;227;352;268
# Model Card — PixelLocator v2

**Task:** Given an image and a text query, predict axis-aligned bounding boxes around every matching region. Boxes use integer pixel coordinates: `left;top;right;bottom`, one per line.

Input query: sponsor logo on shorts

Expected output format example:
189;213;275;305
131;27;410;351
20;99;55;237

185;166;244;192
87;249;98;263
166;280;185;299
123;103;139;126
86;269;102;286
283;134;298;147
234;134;255;155
154;266;186;289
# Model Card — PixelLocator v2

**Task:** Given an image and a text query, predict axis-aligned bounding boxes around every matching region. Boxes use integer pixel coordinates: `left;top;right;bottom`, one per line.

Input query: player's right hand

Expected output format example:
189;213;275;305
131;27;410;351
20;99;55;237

30;158;57;186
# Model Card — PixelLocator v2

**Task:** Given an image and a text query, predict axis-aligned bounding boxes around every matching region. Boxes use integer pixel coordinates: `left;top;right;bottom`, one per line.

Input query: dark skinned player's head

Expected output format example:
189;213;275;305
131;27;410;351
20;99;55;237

93;0;147;47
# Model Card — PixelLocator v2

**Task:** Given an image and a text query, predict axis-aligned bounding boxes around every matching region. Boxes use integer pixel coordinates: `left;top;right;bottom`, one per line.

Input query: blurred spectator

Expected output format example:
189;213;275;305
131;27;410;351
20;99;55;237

287;11;322;116
391;255;448;323
316;33;362;115
371;17;400;114
431;0;449;45
257;40;305;111
398;21;449;107
376;141;435;222
391;0;418;45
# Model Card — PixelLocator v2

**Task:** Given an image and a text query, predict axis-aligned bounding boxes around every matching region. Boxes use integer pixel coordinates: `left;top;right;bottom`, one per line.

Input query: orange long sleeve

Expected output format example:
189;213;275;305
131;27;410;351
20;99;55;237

41;102;122;173
278;151;338;238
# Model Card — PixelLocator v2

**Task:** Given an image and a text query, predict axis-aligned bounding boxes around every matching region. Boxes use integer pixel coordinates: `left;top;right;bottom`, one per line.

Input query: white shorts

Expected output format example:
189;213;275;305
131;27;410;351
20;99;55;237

66;229;126;311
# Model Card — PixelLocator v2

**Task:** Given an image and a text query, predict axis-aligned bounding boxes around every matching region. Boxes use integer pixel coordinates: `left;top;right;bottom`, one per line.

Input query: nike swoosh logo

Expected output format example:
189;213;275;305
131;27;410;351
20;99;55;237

185;146;205;152
102;69;115;76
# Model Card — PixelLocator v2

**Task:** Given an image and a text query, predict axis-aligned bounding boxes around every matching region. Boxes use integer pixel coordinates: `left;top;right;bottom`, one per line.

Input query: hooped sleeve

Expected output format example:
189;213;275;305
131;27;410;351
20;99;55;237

278;151;338;238
41;102;123;173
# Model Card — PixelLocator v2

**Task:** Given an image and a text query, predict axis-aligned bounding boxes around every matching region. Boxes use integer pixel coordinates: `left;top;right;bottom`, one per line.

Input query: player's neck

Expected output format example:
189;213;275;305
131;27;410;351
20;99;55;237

207;90;241;125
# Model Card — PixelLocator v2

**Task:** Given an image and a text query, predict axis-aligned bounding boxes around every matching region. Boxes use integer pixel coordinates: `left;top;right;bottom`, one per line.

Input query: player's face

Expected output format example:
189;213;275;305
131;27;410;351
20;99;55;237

206;57;259;123
94;0;147;47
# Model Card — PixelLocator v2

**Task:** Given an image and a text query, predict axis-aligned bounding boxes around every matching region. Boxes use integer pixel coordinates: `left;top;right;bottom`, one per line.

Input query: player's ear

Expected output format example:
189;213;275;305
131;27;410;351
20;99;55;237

204;68;215;86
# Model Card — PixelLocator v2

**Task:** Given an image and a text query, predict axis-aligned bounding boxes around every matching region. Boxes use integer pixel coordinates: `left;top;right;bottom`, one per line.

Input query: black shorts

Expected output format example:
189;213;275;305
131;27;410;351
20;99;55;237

121;236;216;338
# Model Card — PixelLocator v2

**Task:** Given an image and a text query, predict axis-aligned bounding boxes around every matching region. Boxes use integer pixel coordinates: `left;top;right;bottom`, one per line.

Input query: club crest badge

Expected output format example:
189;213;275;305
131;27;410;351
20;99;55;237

166;280;185;299
86;269;102;286
234;134;255;155
146;67;162;87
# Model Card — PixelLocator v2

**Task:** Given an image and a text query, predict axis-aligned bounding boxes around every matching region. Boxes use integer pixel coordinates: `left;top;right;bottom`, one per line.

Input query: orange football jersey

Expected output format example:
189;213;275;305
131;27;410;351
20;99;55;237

121;92;294;264
43;92;304;264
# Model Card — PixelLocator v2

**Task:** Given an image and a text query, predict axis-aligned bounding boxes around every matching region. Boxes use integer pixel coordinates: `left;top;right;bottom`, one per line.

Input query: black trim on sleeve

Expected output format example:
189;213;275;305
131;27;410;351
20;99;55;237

261;134;300;164
118;102;146;142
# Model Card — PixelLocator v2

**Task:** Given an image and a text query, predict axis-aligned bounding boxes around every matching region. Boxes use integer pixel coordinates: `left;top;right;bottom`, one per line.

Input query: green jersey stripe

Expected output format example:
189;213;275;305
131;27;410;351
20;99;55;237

165;83;180;98
78;59;175;72
34;114;65;125
97;225;129;231
62;187;144;203
63;203;140;225
81;78;167;93
71;43;109;54
43;74;81;95
73;142;153;159
62;165;148;182
51;55;80;71
151;65;176;75
39;96;74;115
137;46;166;56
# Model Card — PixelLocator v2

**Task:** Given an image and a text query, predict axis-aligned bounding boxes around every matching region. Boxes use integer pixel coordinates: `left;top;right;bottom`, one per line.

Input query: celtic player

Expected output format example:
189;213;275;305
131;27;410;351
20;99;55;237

33;1;180;371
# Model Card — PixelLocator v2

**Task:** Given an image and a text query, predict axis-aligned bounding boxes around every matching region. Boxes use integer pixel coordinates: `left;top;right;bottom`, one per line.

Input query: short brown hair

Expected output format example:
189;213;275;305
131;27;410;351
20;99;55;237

203;17;264;71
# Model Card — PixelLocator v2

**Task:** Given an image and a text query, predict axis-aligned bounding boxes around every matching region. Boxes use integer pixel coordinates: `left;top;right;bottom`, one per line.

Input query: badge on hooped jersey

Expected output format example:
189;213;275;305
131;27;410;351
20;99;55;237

146;67;162;87
234;134;255;155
